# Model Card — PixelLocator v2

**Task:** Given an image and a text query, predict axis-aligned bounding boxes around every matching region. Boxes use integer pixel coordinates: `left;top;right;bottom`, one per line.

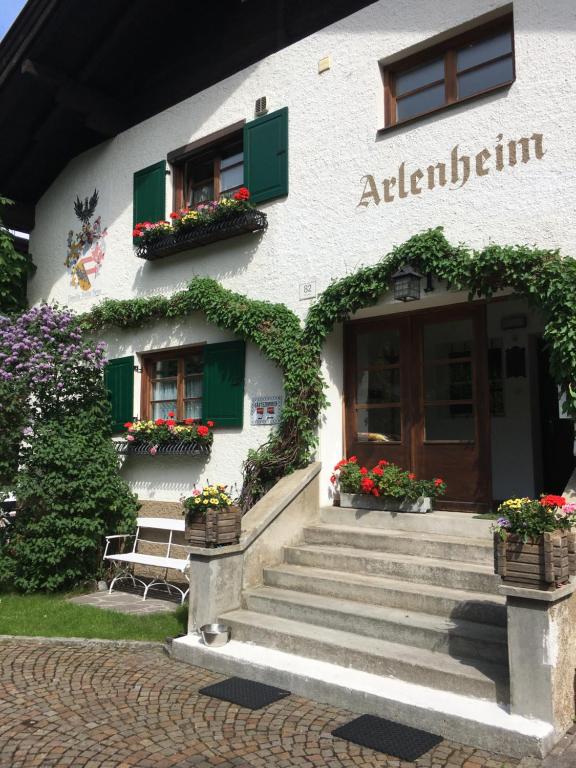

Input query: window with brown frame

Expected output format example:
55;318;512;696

382;15;514;129
141;348;204;422
169;123;245;211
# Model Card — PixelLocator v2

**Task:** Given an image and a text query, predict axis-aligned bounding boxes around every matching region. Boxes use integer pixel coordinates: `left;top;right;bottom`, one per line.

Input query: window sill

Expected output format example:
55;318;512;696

115;440;211;457
135;209;267;261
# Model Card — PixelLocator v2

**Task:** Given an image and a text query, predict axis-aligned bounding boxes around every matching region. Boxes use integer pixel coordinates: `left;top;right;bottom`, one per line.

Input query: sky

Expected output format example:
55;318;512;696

0;0;27;41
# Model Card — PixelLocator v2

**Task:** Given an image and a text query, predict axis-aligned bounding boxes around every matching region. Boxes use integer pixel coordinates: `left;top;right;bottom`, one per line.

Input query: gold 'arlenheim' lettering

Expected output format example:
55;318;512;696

357;132;546;207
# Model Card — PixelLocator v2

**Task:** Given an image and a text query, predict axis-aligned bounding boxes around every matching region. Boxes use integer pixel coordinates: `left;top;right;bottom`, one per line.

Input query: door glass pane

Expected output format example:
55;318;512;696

424;361;473;401
425;404;475;441
153;359;178;378
152;380;177;400
397;83;445;122
457;31;512;71
357;368;400;404
423;319;473;361
356;329;400;368
457;56;513;99
152;401;178;420
356;407;401;443
395;58;444;96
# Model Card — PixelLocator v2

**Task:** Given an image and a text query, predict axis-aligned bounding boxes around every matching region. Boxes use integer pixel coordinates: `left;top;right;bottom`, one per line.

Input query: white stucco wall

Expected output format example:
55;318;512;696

27;0;576;502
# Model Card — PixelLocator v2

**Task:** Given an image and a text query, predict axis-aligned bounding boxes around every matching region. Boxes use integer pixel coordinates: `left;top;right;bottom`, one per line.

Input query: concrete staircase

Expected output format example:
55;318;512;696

221;506;510;704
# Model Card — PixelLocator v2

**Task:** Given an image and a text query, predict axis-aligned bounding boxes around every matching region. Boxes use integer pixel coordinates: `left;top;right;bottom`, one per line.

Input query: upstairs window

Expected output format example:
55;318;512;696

182;138;244;209
383;16;514;128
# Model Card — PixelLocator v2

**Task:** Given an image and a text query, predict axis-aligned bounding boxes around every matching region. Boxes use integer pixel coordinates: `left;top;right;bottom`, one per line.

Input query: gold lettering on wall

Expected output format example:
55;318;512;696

357;132;546;207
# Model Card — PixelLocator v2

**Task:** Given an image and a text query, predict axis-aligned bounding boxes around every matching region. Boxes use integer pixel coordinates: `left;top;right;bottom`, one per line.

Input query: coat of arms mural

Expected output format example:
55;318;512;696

65;190;107;291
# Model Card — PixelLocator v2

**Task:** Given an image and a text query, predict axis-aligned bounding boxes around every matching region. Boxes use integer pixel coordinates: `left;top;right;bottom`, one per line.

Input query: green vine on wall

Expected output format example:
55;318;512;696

81;228;576;509
305;227;576;417
81;279;326;510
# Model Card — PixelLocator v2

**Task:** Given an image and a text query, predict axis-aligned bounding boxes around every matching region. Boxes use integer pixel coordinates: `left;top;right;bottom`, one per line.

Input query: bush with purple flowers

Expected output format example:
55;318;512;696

0;304;138;591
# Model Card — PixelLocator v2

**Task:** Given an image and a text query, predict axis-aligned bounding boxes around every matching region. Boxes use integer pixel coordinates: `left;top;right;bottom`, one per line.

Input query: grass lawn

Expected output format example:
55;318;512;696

0;592;188;641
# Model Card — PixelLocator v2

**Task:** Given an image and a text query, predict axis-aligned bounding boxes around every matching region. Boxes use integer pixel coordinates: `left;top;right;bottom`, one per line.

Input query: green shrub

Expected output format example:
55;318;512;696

5;397;138;592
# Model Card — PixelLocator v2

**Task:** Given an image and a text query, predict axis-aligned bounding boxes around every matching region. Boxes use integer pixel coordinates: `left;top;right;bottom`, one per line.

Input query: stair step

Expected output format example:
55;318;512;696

284;544;500;593
244;586;507;663
303;524;493;563
222;609;509;702
263;563;507;626
322;506;493;538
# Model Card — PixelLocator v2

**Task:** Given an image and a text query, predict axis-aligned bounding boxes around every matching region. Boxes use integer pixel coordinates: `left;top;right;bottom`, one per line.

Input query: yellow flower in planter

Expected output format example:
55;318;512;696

210;498;218;505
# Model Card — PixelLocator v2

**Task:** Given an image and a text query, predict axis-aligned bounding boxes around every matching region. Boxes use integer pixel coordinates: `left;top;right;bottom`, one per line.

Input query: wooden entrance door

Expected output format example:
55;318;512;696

344;305;491;510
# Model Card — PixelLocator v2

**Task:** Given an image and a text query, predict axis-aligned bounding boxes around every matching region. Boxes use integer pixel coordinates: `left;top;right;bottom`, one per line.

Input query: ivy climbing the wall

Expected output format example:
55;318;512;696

82;228;576;510
81;279;327;510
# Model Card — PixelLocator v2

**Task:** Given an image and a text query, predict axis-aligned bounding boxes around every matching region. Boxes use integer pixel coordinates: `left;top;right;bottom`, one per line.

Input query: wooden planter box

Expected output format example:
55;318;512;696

494;530;571;590
184;506;241;548
339;493;432;514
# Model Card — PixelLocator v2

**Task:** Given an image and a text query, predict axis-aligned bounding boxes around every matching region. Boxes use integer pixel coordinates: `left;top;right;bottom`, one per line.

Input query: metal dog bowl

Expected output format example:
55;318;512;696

200;623;231;647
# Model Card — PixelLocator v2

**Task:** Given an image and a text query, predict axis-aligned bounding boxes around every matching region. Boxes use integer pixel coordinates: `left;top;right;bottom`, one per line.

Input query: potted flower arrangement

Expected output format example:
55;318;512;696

492;495;576;590
182;484;241;547
133;188;267;260
331;457;446;513
122;412;214;456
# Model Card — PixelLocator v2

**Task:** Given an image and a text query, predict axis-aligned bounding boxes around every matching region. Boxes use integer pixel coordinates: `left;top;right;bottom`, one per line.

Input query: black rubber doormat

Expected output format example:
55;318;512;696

332;714;442;761
199;677;291;710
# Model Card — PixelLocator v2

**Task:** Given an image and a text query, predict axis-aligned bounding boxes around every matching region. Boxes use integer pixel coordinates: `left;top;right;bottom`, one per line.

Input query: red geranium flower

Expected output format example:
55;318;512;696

541;494;566;508
123;422;133;429
408;473;416;480
184;418;194;425
378;459;389;467
334;459;348;470
166;419;176;427
360;477;375;492
372;467;383;476
233;187;250;201
371;488;380;497
348;456;358;463
155;418;165;426
207;421;214;427
359;467;368;475
330;474;337;484
197;425;209;437
434;478;444;487
169;212;180;219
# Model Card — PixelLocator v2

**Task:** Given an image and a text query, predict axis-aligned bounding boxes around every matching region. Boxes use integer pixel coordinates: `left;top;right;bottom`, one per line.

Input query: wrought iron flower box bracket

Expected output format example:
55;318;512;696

135;210;268;261
114;440;210;457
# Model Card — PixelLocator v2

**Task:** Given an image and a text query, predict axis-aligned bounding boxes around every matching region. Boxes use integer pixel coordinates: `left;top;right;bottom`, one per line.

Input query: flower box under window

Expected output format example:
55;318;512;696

135;209;267;261
114;440;210;457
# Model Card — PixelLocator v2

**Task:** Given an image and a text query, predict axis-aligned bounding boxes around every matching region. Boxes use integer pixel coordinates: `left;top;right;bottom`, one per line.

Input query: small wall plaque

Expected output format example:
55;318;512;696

299;279;317;300
251;395;283;426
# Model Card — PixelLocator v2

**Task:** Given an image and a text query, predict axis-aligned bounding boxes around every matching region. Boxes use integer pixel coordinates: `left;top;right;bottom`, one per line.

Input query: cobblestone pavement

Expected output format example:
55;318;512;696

0;639;572;768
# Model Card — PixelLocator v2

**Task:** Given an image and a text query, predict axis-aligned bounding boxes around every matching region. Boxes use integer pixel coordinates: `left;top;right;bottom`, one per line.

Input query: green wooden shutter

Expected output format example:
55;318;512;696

104;356;135;433
202;341;245;428
133;160;166;229
243;107;288;205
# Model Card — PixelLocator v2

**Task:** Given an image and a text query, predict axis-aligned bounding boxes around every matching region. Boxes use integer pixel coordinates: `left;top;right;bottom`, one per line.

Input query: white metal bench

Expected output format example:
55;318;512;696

103;517;190;604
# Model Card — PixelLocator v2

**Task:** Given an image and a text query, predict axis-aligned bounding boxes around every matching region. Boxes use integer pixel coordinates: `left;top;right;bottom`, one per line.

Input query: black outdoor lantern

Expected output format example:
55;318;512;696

391;265;423;302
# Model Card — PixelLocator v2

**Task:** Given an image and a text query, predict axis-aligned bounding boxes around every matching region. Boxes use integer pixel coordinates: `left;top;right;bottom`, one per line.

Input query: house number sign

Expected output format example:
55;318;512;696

251;395;283;426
